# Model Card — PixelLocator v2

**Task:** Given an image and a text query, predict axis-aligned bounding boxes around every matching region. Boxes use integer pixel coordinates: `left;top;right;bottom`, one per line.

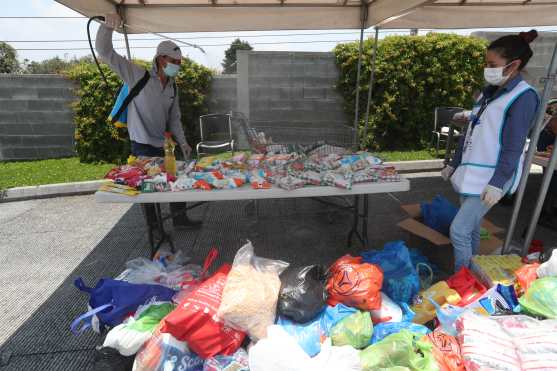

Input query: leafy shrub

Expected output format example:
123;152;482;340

65;58;212;163
334;33;487;150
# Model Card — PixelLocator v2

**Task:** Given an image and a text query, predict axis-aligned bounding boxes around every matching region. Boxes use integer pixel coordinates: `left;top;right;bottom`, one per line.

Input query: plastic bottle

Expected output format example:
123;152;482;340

164;132;177;177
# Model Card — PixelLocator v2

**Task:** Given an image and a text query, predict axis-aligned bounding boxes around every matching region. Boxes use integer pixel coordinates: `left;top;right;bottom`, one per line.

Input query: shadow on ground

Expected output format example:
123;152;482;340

1;175;556;370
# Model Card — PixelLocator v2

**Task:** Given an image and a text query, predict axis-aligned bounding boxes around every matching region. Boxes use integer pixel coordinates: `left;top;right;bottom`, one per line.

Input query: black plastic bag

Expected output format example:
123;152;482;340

278;265;327;323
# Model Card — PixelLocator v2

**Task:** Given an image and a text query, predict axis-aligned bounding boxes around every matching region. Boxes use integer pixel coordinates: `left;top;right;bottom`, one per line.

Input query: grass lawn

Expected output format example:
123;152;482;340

377;149;442;162
0;150;442;189
0;157;115;190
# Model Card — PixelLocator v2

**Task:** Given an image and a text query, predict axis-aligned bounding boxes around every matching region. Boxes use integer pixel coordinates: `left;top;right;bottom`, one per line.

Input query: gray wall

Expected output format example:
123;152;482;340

0;75;76;161
208;75;237;114
236;51;348;129
472;31;557;97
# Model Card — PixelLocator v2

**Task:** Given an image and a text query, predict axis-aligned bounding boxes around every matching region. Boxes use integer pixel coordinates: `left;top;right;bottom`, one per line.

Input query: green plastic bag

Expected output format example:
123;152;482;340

330;310;373;349
360;330;440;371
519;277;557;319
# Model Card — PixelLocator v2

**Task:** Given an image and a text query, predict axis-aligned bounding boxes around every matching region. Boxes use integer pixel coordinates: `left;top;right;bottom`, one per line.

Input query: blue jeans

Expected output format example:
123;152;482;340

131;141;164;157
450;180;512;272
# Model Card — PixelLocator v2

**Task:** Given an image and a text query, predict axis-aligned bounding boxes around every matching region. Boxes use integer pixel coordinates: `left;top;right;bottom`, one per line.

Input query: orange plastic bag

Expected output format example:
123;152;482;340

515;263;540;296
326;255;383;310
423;330;464;371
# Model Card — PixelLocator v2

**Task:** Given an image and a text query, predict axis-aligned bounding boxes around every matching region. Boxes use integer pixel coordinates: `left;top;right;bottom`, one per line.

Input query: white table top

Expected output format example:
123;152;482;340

95;178;410;204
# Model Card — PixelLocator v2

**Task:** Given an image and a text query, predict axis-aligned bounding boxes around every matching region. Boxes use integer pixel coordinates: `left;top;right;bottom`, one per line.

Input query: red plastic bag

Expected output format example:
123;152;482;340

160;264;246;359
446;267;486;307
515;263;540;296
326;255;383;310
424;329;464;371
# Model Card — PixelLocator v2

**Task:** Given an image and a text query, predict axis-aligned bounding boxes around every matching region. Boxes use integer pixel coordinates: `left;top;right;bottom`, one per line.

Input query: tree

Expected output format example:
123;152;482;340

24;56;93;74
0;42;19;73
221;39;253;74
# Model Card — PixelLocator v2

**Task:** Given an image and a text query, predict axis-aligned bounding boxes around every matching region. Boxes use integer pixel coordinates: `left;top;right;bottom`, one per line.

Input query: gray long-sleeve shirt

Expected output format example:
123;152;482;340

95;25;187;148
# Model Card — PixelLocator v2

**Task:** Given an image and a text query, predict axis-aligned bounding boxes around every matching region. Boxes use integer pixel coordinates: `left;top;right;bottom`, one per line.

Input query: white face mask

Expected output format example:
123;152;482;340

484;62;514;86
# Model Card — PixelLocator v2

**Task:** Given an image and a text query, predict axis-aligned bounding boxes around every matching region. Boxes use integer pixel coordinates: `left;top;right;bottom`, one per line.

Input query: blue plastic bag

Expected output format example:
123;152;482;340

362;241;420;304
277;304;357;356
71;278;176;335
420;195;459;236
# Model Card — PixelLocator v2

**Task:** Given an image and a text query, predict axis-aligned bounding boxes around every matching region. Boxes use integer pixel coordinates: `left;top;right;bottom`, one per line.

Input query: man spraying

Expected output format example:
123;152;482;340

96;13;199;227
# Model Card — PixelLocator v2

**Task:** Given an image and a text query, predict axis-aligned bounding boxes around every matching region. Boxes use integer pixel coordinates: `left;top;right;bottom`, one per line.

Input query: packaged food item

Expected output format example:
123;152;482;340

471;255;523;287
203;348;249;371
411;281;461;324
322;171;352;189
353;169;378;184
326;255;383;311
514;263;540;296
217;241;289;340
99;182;140;196
299;171;322;186
171;177;196;191
277;176;306;191
194;180;212;191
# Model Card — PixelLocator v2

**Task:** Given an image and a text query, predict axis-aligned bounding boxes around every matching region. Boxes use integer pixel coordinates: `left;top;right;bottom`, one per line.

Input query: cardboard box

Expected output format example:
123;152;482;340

397;204;504;272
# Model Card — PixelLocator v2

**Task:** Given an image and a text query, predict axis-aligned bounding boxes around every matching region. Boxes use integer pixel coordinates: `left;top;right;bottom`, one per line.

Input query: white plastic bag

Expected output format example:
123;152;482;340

248;325;361;371
538;249;557;278
217;241;289;340
369;293;403;323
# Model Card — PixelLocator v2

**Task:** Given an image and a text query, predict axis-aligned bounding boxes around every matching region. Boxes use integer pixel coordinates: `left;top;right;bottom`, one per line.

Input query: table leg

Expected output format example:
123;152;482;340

153;203;175;257
347;195;360;246
361;194;369;247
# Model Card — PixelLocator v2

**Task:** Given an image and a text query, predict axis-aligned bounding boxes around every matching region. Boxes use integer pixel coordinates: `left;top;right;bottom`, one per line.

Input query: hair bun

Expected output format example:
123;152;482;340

519;29;538;44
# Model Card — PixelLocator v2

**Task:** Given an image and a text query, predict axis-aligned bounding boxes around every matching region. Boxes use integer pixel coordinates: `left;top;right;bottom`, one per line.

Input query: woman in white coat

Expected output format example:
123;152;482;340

442;30;540;272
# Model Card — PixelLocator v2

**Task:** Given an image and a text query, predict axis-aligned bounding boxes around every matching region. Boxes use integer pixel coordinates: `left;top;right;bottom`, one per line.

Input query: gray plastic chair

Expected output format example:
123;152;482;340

196;113;235;156
432;106;465;158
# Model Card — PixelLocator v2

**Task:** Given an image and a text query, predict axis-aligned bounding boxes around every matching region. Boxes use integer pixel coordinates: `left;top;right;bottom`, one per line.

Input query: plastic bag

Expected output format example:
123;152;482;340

411;281;461;325
330;310;373;349
515;263;540;296
104;301;175;356
160;265;246;359
277;303;357;357
371;319;431;345
370;292;403;324
71;278;176;335
217;241;289;340
248;325;361;371
361;241;420;304
133;329;204;371
537;249;557;278
361;330;440;371
446;267;487;306
423;330;464;371
203;348;249;371
278;265;327;323
455;312;557;371
326;255;383;311
518;276;557;319
421;195;459;236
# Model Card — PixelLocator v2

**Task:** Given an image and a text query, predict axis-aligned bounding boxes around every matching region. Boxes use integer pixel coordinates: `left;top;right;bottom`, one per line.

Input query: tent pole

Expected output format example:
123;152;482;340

502;39;557;255
362;27;379;149
352;2;368;149
118;5;132;60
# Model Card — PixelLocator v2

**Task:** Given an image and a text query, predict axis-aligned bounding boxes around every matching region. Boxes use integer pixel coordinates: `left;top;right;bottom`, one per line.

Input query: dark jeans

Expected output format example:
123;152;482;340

131;141;189;224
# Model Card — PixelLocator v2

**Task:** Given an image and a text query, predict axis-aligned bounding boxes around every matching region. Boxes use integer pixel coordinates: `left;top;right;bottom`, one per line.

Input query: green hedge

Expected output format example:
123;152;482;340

65;58;212;163
334;33;487;151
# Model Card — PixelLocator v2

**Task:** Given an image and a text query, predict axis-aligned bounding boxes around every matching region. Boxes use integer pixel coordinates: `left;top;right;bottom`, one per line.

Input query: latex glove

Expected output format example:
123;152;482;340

441;165;454;181
481;185;503;208
181;142;192;159
104;13;122;29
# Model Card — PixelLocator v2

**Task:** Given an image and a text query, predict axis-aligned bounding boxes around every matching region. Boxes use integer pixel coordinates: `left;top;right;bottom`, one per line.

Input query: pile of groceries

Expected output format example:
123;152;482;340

100;136;401;196
71;238;557;371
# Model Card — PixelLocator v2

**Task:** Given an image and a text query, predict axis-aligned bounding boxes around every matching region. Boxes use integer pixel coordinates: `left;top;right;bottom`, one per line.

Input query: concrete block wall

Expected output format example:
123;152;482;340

472;31;557;97
237;51;348;130
0;75;76;161
208;75;237;114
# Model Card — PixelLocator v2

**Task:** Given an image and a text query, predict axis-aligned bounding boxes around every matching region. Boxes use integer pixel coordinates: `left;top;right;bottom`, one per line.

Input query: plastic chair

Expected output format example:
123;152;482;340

431;107;465;158
196;113;235;156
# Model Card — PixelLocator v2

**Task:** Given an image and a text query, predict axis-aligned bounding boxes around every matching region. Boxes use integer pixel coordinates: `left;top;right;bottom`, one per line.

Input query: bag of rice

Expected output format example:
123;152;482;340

217;241;289;341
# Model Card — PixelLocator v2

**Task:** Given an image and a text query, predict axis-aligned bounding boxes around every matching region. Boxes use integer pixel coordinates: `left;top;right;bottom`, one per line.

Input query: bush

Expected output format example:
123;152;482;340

65;58;212;163
334;33;487;151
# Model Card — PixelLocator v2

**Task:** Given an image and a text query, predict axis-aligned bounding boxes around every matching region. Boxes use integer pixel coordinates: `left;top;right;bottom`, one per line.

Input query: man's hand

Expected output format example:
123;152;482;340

104;13;122;29
481;185;503;208
181;142;192;159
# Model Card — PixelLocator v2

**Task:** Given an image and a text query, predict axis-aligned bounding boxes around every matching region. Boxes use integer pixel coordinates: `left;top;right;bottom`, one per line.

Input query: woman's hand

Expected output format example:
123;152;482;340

441;165;455;181
481;185;503;208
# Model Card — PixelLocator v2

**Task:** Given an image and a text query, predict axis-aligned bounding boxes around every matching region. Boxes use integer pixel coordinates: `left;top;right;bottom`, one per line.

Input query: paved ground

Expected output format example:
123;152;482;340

0;173;556;370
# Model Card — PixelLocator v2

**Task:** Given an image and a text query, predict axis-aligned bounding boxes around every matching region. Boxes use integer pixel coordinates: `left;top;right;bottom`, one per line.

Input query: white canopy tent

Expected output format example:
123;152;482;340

55;0;557;255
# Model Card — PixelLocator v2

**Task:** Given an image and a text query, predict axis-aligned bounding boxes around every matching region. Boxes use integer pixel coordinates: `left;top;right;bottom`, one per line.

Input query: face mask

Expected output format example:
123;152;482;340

163;62;180;77
484;62;514;86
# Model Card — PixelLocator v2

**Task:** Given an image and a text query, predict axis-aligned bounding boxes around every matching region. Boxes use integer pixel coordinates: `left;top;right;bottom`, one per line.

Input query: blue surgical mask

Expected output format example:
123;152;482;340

163;62;180;77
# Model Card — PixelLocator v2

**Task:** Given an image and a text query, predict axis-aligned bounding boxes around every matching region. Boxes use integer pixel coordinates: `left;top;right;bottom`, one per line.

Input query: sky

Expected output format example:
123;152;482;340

2;0;556;72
